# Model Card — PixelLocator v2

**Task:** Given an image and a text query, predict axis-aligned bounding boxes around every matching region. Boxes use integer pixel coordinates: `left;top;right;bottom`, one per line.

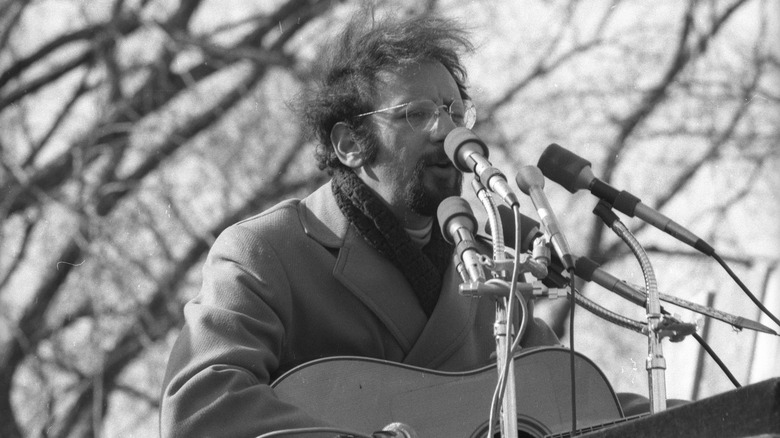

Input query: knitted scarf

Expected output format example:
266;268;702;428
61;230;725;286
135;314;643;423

331;168;454;317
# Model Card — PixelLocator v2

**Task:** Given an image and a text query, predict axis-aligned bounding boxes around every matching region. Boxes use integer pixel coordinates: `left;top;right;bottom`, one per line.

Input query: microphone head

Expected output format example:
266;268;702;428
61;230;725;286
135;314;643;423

443;127;488;173
514;165;545;195
537;143;593;194
573;256;599;282
437;196;476;244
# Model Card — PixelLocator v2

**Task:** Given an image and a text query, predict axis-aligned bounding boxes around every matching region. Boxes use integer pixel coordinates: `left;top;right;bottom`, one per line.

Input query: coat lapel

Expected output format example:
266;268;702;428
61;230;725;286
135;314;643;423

298;183;427;353
333;230;427;352
298;182;481;364
402;265;482;368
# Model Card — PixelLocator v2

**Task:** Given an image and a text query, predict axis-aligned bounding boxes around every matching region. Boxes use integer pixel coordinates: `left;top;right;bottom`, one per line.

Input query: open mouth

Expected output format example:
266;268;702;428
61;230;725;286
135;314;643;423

427;159;453;169
426;161;457;179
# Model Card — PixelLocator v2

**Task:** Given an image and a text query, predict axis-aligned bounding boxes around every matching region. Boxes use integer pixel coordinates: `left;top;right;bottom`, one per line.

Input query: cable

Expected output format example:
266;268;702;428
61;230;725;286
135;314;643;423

687;322;741;389
567;269;577;434
487;205;524;438
712;252;780;329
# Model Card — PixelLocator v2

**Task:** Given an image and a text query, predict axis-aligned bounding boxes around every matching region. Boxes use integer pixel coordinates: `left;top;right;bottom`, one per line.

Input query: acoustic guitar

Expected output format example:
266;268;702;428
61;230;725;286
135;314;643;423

272;346;629;437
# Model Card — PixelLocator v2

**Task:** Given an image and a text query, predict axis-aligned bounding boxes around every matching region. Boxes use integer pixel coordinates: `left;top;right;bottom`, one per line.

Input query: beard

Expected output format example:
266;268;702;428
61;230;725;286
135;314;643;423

404;158;462;217
354;125;462;217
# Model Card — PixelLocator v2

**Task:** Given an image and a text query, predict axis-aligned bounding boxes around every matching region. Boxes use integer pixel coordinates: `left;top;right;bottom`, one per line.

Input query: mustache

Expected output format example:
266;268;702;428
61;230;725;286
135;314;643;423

422;150;453;166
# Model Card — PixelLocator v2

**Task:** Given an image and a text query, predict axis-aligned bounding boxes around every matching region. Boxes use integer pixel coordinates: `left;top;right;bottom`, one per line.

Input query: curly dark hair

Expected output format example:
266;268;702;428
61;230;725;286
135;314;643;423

300;11;474;175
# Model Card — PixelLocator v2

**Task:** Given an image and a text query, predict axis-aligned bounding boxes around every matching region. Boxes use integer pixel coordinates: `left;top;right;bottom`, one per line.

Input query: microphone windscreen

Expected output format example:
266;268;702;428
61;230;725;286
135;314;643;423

443;127;488;173
537;143;590;194
437;196;476;243
573;255;599;281
514;165;545;195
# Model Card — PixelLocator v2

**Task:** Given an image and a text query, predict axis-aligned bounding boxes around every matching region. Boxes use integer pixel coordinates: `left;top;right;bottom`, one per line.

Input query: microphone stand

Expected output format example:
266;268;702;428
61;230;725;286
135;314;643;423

472;180;519;438
469;181;572;436
593;201;695;414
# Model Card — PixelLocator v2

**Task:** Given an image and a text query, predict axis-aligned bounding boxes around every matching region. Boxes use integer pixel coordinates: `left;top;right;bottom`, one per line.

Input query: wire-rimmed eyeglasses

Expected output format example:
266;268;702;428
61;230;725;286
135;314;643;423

353;99;476;131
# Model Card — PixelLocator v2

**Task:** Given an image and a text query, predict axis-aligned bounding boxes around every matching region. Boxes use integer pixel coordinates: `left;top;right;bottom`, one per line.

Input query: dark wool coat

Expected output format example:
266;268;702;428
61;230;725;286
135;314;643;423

160;182;561;437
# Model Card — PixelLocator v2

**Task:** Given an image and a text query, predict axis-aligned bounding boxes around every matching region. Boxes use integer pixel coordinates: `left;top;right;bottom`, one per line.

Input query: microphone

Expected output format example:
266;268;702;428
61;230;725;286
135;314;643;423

537;144;715;256
574;256;778;335
573;256;647;306
444;127;520;207
514;165;575;271
437;196;485;282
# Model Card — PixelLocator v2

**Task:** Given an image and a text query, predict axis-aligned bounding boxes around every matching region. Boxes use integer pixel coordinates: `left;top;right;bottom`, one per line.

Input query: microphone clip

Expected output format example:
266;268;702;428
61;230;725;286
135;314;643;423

646;314;698;343
457;278;563;300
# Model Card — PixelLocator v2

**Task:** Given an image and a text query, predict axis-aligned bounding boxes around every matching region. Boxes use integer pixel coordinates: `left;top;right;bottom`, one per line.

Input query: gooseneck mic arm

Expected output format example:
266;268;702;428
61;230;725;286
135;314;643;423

593;200;669;414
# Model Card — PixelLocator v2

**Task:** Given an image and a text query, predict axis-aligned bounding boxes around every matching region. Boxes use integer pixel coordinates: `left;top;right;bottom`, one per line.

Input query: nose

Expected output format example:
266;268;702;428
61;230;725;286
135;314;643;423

429;110;458;142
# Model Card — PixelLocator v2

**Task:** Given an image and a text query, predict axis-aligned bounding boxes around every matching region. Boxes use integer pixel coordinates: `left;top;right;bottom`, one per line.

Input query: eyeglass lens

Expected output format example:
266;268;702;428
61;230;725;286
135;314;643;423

404;100;476;131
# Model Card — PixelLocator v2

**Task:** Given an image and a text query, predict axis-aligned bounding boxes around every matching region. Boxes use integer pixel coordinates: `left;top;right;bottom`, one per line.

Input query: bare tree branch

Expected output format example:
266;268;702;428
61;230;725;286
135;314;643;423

0;227;84;438
0;211;38;292
0;0;29;55
585;0;753;258
51;171;324;438
600;13;766;257
0;10;141;90
0;0;327;219
22;69;95;167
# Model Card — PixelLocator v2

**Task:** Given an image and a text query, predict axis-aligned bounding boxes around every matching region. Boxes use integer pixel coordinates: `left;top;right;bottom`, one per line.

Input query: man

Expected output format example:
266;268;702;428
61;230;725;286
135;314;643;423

160;13;563;437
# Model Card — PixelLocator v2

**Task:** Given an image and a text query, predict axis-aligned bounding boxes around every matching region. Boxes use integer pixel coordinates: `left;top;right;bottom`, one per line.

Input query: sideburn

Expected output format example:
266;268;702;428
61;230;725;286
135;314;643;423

404;159;462;217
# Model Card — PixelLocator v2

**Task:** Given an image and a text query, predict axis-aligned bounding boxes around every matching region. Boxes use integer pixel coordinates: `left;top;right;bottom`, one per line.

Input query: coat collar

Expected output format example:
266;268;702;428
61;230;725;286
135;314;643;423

297;183;348;249
297;182;479;366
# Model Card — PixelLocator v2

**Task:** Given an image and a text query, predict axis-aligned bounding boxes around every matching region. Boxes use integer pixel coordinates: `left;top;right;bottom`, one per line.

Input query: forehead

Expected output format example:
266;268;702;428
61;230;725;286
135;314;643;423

374;61;460;105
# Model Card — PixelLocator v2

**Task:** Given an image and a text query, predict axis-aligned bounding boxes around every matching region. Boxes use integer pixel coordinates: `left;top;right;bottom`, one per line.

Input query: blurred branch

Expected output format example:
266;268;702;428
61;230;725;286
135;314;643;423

0;0;327;220
0;49;95;112
586;0;752;259
93;66;265;215
22;69;95;168
51;172;324;438
114;382;159;407
479;0;620;166
484;2;609;119
602;0;752;180
547;0;753;336
0;10;141;91
0;0;28;54
1;1;338;433
601;11;766;257
0;226;85;438
160;185;217;248
0;211;38;292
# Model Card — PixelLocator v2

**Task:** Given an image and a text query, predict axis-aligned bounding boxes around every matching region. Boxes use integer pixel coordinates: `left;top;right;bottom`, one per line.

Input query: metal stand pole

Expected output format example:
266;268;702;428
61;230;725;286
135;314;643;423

593;201;670;413
646;318;668;413
495;302;518;438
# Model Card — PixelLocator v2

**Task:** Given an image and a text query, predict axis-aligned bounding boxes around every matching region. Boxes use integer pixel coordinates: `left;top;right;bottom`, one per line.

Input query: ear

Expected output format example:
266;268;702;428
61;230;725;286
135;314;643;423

330;122;364;168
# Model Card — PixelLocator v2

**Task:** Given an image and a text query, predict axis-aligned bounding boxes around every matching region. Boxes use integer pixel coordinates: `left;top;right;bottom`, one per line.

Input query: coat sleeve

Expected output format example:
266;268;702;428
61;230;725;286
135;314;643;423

159;223;332;438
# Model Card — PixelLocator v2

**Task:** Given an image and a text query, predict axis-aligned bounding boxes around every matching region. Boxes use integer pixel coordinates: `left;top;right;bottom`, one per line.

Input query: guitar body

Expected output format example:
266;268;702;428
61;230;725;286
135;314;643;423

272;347;623;437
